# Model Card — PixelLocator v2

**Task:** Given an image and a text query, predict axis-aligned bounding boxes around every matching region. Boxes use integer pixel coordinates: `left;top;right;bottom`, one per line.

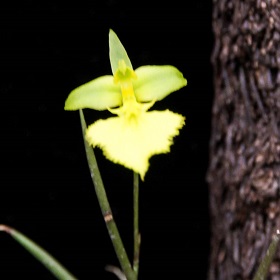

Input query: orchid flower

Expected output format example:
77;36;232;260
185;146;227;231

65;30;187;180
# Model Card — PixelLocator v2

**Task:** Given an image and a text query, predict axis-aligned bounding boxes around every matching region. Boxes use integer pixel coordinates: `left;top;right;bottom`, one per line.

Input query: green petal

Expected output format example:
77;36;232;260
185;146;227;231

109;29;133;74
64;75;122;111
133;65;187;102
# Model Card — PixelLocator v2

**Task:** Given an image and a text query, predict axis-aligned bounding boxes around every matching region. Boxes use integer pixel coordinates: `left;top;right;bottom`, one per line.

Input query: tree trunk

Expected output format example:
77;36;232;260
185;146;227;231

208;1;280;279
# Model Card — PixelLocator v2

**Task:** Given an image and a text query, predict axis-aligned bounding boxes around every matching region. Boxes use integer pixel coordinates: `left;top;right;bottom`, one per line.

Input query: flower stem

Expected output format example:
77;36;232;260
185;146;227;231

79;110;136;280
133;172;140;276
253;230;280;280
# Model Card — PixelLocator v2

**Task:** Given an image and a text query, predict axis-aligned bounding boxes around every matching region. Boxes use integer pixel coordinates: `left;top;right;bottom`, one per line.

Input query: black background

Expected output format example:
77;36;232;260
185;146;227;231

0;1;213;279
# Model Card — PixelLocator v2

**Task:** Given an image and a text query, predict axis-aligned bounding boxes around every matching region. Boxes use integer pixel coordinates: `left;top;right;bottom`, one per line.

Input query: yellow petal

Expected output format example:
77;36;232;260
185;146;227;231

86;110;185;180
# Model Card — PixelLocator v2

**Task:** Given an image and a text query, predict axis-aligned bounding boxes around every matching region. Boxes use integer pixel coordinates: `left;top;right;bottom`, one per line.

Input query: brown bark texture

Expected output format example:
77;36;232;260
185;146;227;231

208;0;280;279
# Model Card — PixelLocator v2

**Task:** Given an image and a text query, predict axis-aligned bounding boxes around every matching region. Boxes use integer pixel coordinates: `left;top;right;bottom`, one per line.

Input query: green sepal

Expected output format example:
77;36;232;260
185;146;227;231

133;65;187;102
109;29;133;74
64;75;121;111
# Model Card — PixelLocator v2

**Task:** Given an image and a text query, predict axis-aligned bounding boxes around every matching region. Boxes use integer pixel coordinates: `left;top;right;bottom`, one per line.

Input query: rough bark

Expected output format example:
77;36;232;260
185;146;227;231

208;1;280;279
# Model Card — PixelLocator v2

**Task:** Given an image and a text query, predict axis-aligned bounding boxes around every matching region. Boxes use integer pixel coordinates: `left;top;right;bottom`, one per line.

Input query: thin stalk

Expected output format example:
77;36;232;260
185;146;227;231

253;230;280;280
0;225;77;280
133;172;140;276
79;110;136;280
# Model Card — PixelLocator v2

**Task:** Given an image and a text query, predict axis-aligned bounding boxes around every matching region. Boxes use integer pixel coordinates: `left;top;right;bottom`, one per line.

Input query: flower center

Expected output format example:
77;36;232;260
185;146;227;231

109;60;154;123
110;60;139;119
114;60;137;101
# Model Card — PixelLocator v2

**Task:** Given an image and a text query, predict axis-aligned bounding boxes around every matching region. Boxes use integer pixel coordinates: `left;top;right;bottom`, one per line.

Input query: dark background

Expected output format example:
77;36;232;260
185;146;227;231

0;1;213;279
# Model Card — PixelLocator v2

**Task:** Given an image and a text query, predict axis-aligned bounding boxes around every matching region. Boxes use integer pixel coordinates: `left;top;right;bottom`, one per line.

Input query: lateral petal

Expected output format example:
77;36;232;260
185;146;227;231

134;65;187;102
65;75;121;111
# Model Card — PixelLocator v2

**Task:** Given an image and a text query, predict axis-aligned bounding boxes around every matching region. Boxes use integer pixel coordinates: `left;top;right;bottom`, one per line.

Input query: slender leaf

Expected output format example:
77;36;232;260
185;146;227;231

0;225;78;280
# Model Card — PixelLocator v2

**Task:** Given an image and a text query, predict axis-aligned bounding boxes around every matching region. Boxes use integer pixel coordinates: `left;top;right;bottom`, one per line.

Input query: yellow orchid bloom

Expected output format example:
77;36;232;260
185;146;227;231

65;30;187;180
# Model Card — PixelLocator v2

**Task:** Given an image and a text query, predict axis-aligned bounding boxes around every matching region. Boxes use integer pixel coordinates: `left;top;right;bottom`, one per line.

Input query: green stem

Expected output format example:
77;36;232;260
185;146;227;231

253;230;280;280
133;172;140;276
0;225;77;280
79;110;136;280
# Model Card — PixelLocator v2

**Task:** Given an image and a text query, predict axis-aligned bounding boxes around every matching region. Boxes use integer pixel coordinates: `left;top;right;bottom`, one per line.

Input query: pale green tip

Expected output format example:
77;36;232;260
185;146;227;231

109;29;133;74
